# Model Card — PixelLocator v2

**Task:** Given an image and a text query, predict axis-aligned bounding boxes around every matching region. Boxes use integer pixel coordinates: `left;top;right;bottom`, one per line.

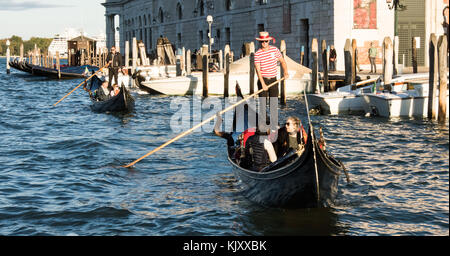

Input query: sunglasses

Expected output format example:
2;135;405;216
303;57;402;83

261;40;269;43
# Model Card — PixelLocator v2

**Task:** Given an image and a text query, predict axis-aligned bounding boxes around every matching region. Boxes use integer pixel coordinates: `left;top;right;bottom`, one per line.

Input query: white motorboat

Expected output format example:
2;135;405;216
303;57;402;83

306;73;436;115
136;55;312;96
306;77;380;115
362;82;449;118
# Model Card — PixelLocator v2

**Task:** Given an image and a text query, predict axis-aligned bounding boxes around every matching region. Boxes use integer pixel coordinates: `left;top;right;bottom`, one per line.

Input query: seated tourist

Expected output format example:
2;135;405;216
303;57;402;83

274;116;307;158
242;128;278;172
110;84;120;97
97;81;111;101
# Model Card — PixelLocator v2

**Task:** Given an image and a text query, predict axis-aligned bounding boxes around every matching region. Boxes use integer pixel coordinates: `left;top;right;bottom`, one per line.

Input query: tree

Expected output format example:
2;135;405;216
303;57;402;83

0;36;52;56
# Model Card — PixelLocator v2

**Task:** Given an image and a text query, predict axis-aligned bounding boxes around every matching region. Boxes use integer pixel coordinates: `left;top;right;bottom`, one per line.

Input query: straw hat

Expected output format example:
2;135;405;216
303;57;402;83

255;31;275;43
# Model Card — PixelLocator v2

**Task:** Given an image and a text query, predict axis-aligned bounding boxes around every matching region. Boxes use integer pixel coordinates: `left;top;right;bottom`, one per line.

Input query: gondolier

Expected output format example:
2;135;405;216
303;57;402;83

254;31;289;128
254;31;289;98
106;46;123;88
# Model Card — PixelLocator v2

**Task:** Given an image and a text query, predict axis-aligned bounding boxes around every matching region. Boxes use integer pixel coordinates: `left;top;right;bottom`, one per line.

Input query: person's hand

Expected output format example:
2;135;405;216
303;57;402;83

284;73;290;80
262;82;269;91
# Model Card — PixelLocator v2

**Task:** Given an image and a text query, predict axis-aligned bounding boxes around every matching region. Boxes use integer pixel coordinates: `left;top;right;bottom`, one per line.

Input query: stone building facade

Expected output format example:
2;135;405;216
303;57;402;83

103;0;447;70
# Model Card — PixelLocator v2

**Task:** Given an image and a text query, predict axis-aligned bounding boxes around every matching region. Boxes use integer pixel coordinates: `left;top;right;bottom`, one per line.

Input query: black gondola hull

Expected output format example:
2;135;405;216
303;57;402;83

9;60;32;74
31;66;87;79
90;86;135;113
228;129;342;208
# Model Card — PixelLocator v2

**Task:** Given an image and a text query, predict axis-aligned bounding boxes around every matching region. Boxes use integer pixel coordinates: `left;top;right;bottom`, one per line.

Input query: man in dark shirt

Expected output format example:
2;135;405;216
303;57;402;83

329;45;337;72
106;46;123;88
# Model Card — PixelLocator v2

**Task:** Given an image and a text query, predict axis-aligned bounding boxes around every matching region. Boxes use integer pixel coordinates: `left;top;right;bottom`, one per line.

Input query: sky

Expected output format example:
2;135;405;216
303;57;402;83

0;0;106;40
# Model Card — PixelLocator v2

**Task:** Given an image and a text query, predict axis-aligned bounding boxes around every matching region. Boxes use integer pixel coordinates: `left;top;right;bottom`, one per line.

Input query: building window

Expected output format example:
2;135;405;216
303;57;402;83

177;3;183;20
282;0;291;34
177;33;182;47
216;29;221;49
257;24;265;32
226;0;232;11
199;30;204;45
159;8;164;23
225;27;231;46
258;0;268;5
199;1;205;16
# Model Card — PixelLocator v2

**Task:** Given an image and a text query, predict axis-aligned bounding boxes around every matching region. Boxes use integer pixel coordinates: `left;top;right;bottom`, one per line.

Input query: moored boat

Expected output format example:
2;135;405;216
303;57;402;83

31;65;98;79
136;55;312;96
9;59;32;74
362;82;449;118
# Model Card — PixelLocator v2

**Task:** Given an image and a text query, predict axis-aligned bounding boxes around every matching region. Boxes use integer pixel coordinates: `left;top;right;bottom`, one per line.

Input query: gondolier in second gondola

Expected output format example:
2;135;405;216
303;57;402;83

106;46;123;88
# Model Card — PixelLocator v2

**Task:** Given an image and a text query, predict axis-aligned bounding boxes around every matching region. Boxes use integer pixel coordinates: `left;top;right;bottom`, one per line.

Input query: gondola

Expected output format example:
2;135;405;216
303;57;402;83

228;128;344;208
9;59;32;74
225;84;346;208
31;65;98;79
86;75;135;113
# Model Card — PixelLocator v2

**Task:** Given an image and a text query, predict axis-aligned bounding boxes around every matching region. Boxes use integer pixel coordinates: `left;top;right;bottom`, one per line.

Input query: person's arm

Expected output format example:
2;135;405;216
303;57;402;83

254;62;268;91
278;56;289;80
264;139;277;163
118;53;123;70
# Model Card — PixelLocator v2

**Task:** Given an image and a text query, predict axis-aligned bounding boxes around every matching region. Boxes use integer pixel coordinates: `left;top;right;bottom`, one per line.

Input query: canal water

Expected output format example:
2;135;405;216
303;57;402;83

0;59;448;236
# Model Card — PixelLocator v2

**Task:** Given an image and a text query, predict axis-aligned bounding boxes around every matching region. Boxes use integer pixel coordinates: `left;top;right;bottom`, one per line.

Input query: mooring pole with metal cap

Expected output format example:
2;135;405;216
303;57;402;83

6;39;11;74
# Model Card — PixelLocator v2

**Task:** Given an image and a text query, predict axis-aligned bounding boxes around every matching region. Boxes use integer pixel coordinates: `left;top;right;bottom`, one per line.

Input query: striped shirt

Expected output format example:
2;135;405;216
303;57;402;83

254;46;282;78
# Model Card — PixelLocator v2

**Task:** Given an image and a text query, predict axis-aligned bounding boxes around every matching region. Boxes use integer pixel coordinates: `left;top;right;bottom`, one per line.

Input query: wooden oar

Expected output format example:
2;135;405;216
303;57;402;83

53;63;110;107
122;77;286;168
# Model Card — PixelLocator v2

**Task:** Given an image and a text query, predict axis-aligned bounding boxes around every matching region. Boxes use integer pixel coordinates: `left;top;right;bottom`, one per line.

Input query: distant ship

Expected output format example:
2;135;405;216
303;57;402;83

48;28;107;57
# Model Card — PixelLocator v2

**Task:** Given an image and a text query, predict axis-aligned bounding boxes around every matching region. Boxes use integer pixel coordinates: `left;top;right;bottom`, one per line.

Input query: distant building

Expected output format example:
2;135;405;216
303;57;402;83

48;28;108;57
48;28;84;57
103;0;448;70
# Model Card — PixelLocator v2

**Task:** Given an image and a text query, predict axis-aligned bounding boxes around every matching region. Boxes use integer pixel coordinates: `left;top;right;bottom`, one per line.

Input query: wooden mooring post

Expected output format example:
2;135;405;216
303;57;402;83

437;35;448;123
202;45;209;97
186;49;191;76
428;34;438;120
351;39;357;88
56;51;61;79
412;37;418;74
6;40;10;74
383;37;393;89
132;38;138;77
280;40;287;104
249;42;255;95
19;44;24;62
344;39;352;85
393;36;399;76
321;40;328;92
311;38;319;93
300;45;305;66
224;45;230;98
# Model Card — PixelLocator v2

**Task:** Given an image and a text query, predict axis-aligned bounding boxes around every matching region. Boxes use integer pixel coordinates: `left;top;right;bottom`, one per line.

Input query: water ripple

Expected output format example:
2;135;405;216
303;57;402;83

0;59;448;235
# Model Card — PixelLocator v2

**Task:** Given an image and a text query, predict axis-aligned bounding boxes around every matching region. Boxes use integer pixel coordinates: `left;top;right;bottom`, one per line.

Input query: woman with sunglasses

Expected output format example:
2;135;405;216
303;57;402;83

273;116;307;158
